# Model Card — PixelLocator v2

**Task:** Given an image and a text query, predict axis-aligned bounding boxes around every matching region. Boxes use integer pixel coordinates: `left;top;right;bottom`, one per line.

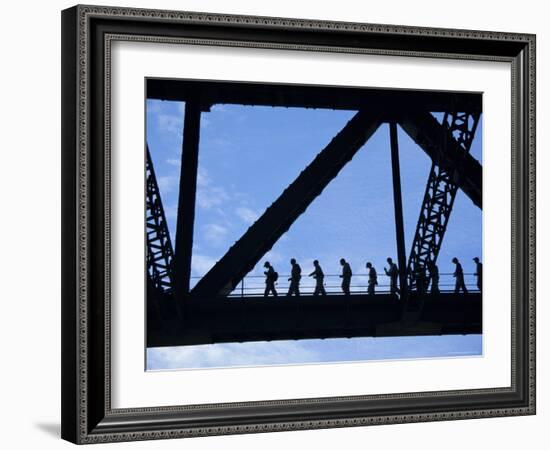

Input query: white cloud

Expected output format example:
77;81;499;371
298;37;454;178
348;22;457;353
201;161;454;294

247;250;285;277
165;158;180;167
210;104;228;112
157;175;179;193
203;223;229;246
208;137;231;148
147;334;482;370
146;100;162;114
147;340;321;370
195;168;243;212
263;250;284;264
191;254;217;276
163;204;178;220
235;206;259;224
196;185;230;210
157;114;183;137
200;116;211;129
209;103;248;123
195;169;231;210
196;168;210;187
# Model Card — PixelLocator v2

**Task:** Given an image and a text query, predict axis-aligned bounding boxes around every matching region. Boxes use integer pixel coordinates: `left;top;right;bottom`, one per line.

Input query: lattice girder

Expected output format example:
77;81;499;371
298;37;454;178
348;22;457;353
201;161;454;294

406;111;481;291
146;146;175;295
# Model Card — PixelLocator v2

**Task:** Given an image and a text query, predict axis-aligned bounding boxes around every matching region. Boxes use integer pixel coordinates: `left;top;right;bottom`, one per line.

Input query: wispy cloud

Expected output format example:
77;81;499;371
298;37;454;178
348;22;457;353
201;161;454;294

203;223;229;246
147;335;482;370
163;204;178;220
147;340;321;370
235;206;259;225
196;186;230;210
157;175;179;193
196;168;209;187
195;169;231;210
205;136;232;148
191;254;217;277
248;250;285;277
146;99;162;114
166;158;181;167
201;116;211;130
157;114;183;137
210;104;229;113
208;103;248;123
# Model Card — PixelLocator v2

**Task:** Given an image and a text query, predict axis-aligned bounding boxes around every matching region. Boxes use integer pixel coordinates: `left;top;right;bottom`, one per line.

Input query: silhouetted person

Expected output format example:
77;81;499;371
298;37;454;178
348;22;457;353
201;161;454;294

473;257;482;291
340;258;352;295
428;261;440;295
366;262;378;295
414;263;427;295
263;261;278;297
384;257;399;296
287;258;302;297
309;260;327;296
452;257;468;294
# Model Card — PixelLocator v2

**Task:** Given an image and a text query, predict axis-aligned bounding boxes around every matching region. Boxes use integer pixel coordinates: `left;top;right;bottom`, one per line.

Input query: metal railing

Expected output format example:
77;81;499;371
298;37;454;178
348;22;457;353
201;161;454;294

189;272;480;297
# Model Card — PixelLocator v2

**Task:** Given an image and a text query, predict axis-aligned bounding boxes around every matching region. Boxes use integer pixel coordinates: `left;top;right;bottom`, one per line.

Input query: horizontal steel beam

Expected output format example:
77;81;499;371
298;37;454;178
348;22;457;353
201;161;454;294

147;78;482;113
147;293;482;347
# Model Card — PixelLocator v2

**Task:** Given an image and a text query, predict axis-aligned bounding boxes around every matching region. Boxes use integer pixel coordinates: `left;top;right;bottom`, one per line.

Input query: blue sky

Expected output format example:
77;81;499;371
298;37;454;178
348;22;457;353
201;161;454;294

146;97;482;370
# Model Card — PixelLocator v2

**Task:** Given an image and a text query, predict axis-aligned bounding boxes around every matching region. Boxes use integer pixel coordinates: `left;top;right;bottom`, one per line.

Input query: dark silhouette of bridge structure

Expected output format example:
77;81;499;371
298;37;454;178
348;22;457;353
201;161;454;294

146;79;482;348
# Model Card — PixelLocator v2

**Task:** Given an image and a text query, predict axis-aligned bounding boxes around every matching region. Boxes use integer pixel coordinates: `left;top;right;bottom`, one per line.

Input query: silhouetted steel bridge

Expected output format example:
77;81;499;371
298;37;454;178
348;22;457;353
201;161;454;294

146;79;482;348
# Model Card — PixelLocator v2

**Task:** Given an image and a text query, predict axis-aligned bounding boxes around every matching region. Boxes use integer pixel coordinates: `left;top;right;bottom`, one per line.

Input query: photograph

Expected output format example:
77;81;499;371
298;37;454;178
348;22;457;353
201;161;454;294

145;79;483;370
57;3;536;444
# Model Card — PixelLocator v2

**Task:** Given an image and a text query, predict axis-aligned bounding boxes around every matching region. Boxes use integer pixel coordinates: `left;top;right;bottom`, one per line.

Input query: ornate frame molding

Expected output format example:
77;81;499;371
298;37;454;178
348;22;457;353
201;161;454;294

61;4;536;444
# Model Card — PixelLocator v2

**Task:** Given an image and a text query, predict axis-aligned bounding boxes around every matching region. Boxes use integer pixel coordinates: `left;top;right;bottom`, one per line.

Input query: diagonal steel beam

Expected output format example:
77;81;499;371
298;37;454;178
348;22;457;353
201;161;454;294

191;110;383;298
399;112;482;208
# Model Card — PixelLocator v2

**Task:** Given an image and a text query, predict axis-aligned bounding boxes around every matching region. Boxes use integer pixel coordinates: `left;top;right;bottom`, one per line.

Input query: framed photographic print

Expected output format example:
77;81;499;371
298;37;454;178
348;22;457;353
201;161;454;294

61;4;536;444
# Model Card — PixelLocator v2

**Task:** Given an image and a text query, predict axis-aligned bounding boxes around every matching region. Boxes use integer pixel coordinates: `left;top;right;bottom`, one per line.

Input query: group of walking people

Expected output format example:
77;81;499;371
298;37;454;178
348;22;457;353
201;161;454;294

262;256;482;298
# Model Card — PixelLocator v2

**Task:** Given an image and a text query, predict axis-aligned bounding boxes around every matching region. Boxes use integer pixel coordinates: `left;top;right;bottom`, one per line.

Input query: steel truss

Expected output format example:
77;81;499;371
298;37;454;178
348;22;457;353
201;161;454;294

191;111;382;298
406;111;480;292
146;146;175;295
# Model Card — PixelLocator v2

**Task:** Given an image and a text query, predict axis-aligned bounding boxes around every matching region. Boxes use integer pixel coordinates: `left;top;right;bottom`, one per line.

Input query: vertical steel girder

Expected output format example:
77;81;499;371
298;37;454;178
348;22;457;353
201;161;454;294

173;100;202;297
146;146;175;295
406;111;480;291
389;123;408;299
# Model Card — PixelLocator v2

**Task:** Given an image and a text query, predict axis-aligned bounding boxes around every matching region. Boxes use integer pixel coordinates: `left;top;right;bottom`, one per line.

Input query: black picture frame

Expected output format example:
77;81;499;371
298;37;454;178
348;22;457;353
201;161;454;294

61;4;536;444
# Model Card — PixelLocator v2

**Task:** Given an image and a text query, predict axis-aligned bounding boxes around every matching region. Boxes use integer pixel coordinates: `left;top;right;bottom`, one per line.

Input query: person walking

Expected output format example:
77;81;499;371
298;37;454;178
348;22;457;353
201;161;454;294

428;261;440;295
414;263;427;295
384;257;399;296
452;257;468;294
263;261;278;297
339;258;352;295
287;258;302;297
309;260;327;296
473;257;482;291
366;262;378;295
